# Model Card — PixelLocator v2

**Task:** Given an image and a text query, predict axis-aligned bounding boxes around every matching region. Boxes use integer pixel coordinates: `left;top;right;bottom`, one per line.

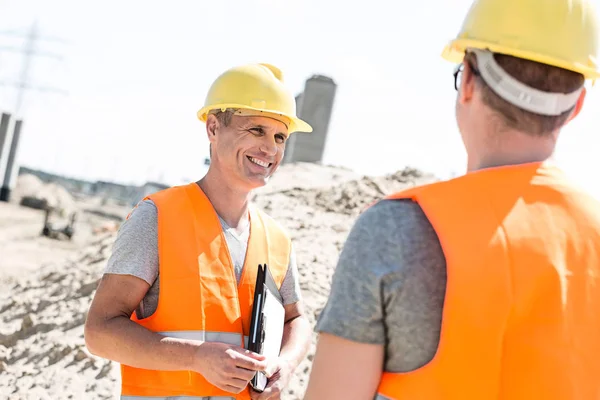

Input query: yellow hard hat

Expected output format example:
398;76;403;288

197;63;313;133
442;0;600;80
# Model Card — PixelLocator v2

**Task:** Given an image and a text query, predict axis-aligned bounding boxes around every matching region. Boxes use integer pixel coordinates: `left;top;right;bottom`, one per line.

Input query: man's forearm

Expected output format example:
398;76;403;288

278;315;311;370
85;316;200;371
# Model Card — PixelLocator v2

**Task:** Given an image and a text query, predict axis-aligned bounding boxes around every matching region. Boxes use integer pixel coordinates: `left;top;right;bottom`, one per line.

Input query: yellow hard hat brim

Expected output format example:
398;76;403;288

197;104;313;134
442;38;600;81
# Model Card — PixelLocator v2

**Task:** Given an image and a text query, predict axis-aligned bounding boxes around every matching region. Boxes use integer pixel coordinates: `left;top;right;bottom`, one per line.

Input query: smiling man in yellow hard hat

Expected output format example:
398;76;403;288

84;63;313;400
304;0;600;399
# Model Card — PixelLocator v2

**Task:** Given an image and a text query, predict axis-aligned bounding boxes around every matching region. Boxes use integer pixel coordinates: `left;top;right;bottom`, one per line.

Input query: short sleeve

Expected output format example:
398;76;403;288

279;242;302;305
314;204;389;344
104;199;159;286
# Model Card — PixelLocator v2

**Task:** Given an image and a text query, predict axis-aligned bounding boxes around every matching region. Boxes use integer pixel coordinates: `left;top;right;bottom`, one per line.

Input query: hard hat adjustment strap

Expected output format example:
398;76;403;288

471;49;582;116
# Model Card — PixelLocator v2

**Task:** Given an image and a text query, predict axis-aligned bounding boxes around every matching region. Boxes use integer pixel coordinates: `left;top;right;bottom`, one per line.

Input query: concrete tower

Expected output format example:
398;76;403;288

283;75;336;164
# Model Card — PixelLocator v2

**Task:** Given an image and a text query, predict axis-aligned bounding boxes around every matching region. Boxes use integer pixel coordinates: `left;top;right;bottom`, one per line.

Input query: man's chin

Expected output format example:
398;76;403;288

241;165;278;190
244;175;271;190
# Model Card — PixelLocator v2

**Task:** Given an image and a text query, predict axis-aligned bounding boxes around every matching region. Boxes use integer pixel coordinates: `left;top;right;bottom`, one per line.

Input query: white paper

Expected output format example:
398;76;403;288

261;286;285;360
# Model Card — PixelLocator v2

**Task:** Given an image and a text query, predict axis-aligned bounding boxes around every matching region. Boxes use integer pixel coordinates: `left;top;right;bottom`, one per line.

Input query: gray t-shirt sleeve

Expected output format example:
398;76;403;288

104;199;158;285
279;243;302;305
315;203;388;344
315;198;447;373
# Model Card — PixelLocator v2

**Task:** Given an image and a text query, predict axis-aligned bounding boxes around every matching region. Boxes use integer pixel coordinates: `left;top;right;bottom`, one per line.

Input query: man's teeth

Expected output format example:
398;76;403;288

249;157;270;168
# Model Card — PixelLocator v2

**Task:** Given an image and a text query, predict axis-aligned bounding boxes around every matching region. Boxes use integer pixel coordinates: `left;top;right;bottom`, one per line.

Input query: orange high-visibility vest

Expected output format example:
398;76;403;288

375;162;600;400
120;183;292;400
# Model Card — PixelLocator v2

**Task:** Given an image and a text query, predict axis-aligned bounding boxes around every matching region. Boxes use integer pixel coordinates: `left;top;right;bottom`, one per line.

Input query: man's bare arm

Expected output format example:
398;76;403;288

84;273;267;394
278;301;311;371
304;333;384;400
84;273;202;371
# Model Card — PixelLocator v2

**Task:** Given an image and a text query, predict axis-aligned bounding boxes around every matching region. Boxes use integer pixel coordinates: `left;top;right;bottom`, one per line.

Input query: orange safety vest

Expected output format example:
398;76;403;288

375;162;600;400
120;182;292;400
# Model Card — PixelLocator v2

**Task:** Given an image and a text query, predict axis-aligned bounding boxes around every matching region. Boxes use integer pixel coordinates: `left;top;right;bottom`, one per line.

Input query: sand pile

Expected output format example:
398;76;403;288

12;174;77;216
0;234;119;399
276;166;434;216
0;163;437;400
253;162;361;195
10;174;45;201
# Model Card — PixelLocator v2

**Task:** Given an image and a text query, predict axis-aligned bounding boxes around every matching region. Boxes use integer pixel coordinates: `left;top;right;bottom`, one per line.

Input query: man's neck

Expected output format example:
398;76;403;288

467;129;558;172
197;169;252;231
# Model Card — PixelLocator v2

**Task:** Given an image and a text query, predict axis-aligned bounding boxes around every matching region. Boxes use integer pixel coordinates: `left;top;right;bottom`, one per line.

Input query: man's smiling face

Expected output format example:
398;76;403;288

208;113;289;190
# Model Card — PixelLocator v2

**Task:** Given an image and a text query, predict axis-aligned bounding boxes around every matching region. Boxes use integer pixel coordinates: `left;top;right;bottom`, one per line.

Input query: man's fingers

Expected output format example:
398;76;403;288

223;384;246;394
234;347;266;361
249;389;264;400
249;387;269;400
247;349;267;360
217;359;255;381
228;365;256;381
264;363;279;378
251;385;280;400
222;377;250;393
233;352;268;371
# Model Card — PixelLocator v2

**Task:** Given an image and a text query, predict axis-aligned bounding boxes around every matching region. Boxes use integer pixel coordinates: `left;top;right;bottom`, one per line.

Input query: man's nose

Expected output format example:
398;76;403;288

259;137;278;156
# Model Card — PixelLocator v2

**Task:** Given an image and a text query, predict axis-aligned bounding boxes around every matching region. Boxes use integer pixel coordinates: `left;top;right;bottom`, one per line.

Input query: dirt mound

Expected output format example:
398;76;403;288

254;162;361;195
12;174;77;216
275;166;436;216
10;174;44;202
0;234;118;399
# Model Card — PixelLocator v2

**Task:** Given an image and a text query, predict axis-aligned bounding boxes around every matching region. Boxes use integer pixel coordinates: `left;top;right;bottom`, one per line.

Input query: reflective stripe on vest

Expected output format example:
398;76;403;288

158;331;249;348
120;182;292;399
374;162;600;399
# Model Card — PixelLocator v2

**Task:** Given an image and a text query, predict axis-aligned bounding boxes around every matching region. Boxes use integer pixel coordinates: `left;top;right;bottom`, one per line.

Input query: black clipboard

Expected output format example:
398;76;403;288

247;264;285;392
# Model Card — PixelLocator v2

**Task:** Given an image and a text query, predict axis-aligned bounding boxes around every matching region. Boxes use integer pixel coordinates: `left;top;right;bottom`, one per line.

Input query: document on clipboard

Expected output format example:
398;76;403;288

246;264;285;392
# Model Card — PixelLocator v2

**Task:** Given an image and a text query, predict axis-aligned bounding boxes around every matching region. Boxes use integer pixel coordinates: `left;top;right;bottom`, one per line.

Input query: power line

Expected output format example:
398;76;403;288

0;20;69;117
0;28;69;45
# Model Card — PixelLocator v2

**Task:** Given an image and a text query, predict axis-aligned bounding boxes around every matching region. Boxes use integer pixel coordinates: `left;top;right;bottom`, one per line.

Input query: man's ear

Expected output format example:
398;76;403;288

458;61;477;105
206;114;219;144
565;87;586;124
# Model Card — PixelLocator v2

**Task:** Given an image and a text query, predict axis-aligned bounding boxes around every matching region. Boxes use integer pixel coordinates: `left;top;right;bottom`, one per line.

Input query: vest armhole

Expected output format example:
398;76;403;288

253;207;292;289
265;266;283;303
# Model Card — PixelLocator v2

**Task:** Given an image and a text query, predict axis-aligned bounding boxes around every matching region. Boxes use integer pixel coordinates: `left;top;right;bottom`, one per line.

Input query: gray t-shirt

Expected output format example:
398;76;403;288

104;199;302;319
315;198;447;372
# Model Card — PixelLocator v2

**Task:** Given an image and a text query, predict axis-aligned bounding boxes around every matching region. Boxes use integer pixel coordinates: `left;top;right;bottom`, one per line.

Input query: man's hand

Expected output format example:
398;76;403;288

193;342;268;394
248;302;311;399
249;357;294;400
